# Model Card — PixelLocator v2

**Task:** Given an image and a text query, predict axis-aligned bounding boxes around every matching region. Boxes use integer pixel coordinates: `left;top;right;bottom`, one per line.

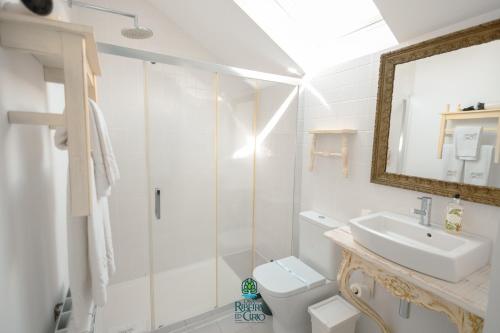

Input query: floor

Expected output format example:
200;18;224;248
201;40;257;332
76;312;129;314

155;309;273;333
96;250;267;333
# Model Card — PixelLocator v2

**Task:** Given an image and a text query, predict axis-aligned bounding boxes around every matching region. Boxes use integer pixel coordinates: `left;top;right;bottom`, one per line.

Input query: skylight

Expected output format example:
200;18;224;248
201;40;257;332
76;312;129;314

234;0;397;75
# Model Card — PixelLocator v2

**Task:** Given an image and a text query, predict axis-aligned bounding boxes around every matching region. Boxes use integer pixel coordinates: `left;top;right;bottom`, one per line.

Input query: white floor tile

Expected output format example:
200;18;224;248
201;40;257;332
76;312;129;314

188;322;221;333
217;315;257;333
250;320;273;333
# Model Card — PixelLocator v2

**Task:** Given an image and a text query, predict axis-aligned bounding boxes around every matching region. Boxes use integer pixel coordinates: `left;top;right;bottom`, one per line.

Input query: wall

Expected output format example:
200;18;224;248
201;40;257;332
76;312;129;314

299;18;500;333
484;225;500;332
255;83;298;262
0;48;68;333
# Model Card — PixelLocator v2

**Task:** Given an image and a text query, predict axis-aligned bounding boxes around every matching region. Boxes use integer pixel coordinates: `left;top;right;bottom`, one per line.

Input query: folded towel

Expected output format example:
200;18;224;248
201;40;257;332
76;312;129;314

441;144;464;182
454;126;482;160
464;145;494;186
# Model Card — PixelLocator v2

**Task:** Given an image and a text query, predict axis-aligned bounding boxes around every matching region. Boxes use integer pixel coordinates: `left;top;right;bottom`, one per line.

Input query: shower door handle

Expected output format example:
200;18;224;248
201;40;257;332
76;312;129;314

154;188;161;220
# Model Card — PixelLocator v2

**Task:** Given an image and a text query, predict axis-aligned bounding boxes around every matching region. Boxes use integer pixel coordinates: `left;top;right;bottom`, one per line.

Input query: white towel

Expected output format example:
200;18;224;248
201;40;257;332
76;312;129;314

454;126;482;160
88;99;120;197
55;99;118;332
441;144;464;182
464;145;494;186
56;99;120;198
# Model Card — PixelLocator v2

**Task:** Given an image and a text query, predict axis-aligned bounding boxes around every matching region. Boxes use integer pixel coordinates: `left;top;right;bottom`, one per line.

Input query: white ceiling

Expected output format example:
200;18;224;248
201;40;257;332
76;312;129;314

147;0;500;76
374;0;500;42
147;0;303;77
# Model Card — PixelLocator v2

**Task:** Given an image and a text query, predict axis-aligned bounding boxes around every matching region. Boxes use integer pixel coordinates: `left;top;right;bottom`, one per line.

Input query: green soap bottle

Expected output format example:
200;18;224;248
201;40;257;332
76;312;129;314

445;194;463;233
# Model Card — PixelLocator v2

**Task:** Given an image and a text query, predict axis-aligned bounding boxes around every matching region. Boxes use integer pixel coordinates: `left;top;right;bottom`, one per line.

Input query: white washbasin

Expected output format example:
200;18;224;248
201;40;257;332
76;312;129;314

350;212;491;282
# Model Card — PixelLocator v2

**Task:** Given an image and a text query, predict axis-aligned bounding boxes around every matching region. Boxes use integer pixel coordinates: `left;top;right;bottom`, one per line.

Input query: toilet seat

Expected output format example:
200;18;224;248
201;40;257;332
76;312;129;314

253;256;326;298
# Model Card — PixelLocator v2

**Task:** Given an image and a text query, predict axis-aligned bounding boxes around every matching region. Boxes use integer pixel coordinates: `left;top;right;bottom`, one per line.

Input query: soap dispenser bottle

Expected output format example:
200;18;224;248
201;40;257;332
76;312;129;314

445;194;463;233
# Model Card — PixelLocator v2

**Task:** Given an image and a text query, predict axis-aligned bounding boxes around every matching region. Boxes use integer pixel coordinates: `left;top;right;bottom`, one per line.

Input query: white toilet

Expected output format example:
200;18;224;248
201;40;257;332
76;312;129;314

253;211;345;333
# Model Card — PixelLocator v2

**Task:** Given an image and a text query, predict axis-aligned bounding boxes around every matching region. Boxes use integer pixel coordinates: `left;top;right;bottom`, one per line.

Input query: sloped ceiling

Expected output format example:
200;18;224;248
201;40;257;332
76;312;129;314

374;0;500;42
147;0;303;77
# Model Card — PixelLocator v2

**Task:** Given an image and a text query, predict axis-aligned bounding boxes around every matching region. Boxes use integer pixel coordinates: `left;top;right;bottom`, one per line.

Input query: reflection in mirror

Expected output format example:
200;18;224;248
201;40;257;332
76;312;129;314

386;40;500;187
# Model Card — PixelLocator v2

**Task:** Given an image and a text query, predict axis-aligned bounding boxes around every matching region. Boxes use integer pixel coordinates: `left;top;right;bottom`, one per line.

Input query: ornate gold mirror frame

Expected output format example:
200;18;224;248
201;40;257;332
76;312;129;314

371;19;500;206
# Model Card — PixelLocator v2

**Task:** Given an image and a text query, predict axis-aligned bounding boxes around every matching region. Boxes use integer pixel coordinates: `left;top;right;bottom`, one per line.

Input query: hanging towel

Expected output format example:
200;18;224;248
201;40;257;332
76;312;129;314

66;164;110;333
464;145;494;186
441;144;464;182
88;99;120;197
56;99;120;198
454;126;482;160
55;99;118;332
66;201;94;333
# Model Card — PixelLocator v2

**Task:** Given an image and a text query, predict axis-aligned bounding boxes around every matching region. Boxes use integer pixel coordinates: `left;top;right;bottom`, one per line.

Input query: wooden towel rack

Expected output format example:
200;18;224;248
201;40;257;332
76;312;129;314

1;12;101;217
309;129;357;177
437;106;500;163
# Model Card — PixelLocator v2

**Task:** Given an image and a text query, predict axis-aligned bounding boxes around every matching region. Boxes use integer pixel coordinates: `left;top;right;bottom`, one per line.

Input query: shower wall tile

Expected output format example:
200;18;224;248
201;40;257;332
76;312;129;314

254;84;298;262
148;65;216;276
96;53;150;284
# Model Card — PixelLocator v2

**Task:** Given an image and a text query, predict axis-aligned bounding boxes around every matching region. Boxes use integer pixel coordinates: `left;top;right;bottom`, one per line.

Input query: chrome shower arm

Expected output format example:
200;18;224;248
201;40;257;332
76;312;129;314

67;0;139;27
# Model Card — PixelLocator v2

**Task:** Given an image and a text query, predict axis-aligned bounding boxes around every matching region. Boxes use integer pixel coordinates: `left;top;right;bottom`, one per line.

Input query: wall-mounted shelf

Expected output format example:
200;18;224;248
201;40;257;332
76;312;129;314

1;11;101;217
308;129;357;177
437;107;500;164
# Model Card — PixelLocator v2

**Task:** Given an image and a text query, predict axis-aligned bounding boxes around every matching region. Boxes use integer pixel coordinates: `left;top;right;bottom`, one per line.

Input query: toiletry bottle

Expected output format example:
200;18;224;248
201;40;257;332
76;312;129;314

445;194;464;233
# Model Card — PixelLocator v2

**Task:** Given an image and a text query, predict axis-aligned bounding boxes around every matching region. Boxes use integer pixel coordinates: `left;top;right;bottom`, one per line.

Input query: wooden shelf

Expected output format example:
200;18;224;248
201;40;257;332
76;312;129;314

1;12;101;217
308;129;357;177
438;106;500;163
0;11;101;75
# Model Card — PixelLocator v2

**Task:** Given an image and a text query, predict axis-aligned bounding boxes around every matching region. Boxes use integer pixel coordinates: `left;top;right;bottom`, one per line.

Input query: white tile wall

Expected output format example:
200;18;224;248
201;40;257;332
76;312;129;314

299;52;500;333
0;48;69;333
255;83;298;262
96;54;150;284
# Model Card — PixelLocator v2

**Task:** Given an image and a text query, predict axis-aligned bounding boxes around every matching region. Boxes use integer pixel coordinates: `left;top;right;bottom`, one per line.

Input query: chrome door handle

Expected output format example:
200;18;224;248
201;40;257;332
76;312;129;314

154;188;161;220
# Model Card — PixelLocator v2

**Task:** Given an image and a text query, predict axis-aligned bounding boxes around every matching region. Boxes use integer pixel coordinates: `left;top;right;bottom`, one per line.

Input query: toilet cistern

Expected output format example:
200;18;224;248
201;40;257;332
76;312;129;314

413;196;432;226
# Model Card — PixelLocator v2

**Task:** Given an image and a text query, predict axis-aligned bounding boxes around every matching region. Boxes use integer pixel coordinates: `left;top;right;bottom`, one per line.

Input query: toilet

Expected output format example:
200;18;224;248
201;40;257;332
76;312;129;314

253;211;345;333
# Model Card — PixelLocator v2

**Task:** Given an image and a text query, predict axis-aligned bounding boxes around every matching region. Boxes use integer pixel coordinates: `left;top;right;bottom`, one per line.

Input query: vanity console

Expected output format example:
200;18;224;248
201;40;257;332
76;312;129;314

325;226;489;333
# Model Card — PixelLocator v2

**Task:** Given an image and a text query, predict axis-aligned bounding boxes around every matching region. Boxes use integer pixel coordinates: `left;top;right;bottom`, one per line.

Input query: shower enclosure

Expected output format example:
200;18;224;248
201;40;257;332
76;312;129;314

93;45;299;331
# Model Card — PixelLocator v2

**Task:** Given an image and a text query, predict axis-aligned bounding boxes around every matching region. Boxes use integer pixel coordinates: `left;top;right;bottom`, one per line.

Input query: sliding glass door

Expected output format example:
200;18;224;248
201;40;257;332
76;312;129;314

146;63;217;327
145;63;298;329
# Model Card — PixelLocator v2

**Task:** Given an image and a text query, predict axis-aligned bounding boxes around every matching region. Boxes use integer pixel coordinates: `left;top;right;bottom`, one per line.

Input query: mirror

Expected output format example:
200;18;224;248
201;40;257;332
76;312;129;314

371;19;500;206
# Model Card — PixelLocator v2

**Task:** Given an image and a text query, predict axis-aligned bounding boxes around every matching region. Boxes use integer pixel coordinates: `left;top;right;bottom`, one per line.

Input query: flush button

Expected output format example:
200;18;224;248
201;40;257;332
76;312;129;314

318;215;325;219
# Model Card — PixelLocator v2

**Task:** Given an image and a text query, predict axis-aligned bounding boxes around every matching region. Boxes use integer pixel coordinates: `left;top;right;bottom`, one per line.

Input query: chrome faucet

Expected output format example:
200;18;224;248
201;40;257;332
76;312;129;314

414;196;432;226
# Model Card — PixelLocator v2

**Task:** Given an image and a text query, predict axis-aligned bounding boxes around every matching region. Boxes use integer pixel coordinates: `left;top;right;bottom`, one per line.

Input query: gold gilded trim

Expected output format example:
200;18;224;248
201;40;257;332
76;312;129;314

338;250;485;333
371;19;500;206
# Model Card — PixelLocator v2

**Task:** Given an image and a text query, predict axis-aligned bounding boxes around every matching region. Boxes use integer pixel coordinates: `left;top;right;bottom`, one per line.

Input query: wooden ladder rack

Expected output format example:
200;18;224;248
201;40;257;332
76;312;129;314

309;129;357;177
1;12;101;217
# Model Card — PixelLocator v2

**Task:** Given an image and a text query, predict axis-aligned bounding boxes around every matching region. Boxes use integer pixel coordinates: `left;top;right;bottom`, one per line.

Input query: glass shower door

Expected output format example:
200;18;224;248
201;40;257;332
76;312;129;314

146;63;217;328
146;63;298;329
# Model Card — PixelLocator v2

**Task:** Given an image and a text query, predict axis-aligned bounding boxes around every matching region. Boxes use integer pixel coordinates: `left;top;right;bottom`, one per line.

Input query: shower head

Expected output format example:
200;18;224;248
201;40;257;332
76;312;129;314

121;26;154;39
67;1;154;39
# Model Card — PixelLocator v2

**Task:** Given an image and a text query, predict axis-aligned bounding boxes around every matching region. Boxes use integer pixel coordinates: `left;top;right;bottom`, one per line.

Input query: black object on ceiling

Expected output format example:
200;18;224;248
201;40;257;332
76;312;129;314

21;0;53;16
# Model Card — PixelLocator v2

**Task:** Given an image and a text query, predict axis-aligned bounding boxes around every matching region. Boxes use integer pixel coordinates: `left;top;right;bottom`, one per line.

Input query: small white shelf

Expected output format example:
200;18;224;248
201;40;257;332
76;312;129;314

308;129;357;177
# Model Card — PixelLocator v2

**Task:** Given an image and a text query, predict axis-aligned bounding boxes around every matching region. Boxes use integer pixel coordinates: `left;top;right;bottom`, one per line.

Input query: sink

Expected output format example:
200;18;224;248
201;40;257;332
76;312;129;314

350;212;491;282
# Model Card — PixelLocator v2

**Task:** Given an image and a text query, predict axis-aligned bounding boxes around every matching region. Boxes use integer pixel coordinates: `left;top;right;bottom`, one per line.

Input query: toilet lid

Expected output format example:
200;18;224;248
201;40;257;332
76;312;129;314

253;256;326;298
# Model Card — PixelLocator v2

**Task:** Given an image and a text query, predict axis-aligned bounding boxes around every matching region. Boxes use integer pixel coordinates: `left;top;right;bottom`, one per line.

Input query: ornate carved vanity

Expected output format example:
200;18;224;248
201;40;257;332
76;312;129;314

326;227;490;333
